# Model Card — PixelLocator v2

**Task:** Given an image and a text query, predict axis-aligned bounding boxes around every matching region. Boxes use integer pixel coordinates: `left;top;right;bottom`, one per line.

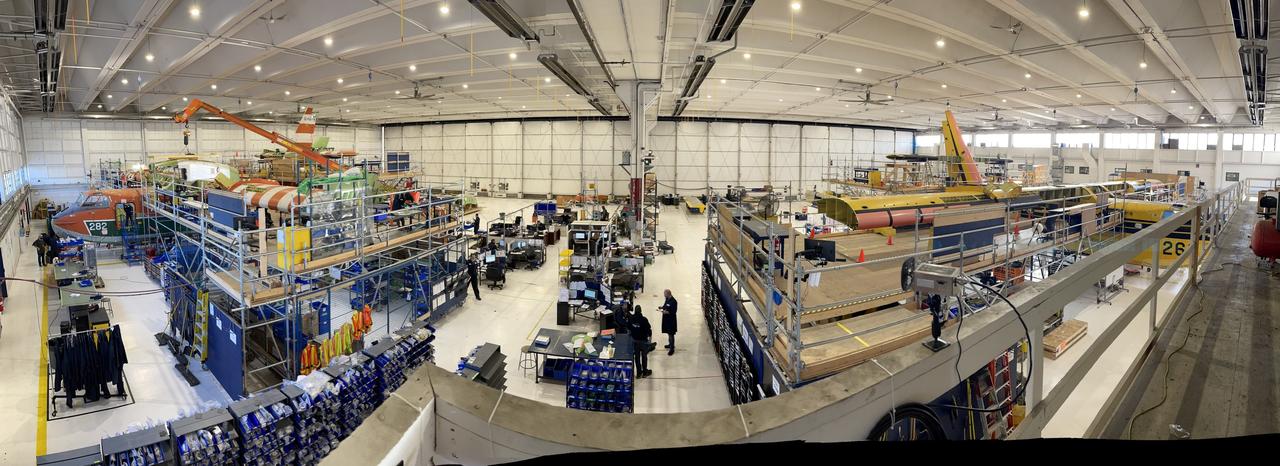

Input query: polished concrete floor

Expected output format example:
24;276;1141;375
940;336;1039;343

429;198;732;413
1106;208;1280;439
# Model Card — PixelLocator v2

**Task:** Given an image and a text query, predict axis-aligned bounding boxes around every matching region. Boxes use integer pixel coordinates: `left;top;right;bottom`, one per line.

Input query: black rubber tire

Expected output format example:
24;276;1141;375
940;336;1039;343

867;403;948;441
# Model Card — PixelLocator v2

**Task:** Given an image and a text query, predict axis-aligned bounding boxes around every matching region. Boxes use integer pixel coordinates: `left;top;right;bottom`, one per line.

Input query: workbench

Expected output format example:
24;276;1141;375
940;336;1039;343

528;328;633;383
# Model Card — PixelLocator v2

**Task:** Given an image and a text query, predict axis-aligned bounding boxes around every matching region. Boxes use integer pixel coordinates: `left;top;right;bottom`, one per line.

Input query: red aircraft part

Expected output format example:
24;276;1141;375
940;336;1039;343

852;204;972;230
1250;218;1280;261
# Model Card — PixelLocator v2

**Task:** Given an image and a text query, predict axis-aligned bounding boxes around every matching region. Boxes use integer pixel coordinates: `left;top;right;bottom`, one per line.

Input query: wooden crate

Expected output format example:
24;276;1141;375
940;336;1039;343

1043;319;1087;359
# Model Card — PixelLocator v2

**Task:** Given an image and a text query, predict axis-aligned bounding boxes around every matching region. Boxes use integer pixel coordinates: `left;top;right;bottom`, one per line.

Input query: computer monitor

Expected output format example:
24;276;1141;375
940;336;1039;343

574;232;586;240
485;255;496;263
804;238;837;261
583;289;597;300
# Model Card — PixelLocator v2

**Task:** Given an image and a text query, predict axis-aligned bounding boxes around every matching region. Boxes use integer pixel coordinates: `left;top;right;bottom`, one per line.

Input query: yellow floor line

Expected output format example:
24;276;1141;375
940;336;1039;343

36;267;49;456
834;322;870;348
525;301;554;340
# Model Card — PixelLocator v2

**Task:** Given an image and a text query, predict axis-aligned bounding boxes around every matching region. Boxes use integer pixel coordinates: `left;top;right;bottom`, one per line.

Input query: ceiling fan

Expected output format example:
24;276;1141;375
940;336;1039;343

840;89;894;105
395;84;437;101
990;19;1023;35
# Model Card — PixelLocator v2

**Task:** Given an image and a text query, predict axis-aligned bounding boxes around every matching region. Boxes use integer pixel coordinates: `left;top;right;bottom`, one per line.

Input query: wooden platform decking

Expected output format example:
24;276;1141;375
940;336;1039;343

205;221;458;306
714;205;1123;384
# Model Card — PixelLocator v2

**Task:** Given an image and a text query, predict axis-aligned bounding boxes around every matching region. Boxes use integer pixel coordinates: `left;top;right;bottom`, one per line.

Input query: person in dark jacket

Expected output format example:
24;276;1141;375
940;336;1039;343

32;234;48;266
466;255;481;301
628;305;653;378
659;289;678;355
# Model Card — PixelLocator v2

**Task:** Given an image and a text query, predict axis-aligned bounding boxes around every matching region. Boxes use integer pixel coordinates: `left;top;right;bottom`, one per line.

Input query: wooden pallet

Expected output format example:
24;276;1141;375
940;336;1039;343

1044;319;1088;359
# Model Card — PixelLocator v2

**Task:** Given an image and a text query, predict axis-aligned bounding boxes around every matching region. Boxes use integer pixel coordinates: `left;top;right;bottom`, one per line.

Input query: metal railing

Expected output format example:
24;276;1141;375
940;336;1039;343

703;180;1218;386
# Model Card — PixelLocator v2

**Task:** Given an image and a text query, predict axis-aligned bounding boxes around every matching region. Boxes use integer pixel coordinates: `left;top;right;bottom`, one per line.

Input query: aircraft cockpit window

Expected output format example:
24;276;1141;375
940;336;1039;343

81;194;109;208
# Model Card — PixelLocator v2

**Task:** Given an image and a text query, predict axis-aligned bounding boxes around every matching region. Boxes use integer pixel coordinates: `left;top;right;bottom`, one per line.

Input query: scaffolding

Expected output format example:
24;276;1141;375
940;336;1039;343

145;160;468;395
701;181;1195;390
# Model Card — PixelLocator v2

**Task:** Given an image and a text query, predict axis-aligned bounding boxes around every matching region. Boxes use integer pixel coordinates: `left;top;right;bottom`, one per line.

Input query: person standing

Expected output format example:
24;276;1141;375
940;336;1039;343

628;305;653;378
32;234;48;267
466;255;481;301
659;289;678;355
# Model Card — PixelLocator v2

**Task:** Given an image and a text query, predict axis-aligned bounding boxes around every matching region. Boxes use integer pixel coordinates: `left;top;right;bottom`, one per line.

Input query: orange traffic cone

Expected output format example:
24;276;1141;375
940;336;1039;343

857;249;866;263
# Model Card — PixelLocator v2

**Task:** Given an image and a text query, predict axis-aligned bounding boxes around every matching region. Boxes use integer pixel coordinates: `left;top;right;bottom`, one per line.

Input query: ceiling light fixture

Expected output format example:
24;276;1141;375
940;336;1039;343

337;78;344;84
1078;1;1089;18
97;104;103;108
1170;88;1176;94
409;64;417;72
247;101;252;105
210;84;217;90
855;67;862;73
935;38;945;48
778;98;783;102
1024;72;1031;79
1139;61;1147;69
1001;98;1007;103
720;79;727;84
1188;105;1195;109
161;106;166;110
743;52;751;59
395;90;401;95
106;94;112;99
1110;107;1115;111
189;6;200;18
791;2;801;11
539;53;594;97
342;97;348;102
470;0;540;42
254;65;262;72
284;90;291;96
462;84;469;89
440;4;450;15
509;52;518;59
1075;94;1081;98
814;87;821;91
545;77;552;83
121;78;128;85
941;84;947;88
183;97;188;102
145;53;154;62
324;37;333;46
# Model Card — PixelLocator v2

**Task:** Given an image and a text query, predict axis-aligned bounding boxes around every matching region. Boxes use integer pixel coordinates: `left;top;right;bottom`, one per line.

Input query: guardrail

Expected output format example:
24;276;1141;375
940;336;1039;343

317;182;1242;465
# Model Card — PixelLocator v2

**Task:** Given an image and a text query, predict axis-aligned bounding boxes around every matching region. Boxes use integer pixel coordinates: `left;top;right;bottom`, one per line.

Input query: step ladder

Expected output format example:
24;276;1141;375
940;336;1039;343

191;291;210;362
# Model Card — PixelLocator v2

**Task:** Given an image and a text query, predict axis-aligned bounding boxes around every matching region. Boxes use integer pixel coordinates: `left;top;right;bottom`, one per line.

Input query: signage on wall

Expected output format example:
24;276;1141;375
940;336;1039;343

1064;166;1075;174
1078;166;1089;175
1225;172;1240;181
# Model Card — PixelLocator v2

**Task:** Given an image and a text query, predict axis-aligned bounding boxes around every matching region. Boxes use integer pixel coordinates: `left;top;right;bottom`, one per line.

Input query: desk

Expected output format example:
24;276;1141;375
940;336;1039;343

527;328;633;383
59;282;99;308
52;261;92;286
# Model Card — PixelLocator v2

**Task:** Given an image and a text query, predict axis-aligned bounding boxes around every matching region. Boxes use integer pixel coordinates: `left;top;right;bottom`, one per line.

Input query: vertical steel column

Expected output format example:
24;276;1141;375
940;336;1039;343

1150;242;1159;332
1191;205;1201;286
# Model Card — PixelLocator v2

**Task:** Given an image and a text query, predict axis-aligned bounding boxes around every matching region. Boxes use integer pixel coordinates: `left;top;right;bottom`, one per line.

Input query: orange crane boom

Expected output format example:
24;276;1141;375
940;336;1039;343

174;99;345;172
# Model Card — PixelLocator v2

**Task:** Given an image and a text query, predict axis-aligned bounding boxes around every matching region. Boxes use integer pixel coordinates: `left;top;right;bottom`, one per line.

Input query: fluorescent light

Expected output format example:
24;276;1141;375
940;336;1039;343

469;0;540;42
539;53;593;97
706;0;755;42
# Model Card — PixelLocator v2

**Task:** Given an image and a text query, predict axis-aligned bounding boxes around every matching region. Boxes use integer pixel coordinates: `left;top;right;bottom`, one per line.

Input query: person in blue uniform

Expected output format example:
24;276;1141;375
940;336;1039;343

628;305;653;378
